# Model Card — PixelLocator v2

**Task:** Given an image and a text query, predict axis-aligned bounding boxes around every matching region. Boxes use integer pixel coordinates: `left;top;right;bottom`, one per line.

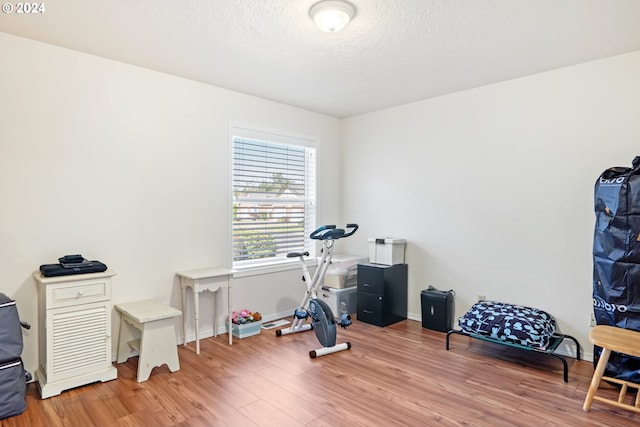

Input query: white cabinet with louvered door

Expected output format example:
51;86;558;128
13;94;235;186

33;270;118;399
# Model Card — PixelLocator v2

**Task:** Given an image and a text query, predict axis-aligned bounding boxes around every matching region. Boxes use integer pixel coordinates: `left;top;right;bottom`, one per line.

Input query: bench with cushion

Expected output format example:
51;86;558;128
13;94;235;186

446;300;580;382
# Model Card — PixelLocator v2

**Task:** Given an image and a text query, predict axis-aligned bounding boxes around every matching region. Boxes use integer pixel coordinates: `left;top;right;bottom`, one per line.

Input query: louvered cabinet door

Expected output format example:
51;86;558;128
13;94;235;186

46;302;112;382
34;270;118;399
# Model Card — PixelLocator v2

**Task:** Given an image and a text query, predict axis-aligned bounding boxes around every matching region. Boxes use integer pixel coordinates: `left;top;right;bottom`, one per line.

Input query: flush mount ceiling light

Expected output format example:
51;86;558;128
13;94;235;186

310;0;357;32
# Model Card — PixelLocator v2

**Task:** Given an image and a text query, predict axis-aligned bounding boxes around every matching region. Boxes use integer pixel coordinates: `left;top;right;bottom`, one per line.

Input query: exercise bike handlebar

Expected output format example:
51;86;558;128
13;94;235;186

309;223;358;240
343;223;358;238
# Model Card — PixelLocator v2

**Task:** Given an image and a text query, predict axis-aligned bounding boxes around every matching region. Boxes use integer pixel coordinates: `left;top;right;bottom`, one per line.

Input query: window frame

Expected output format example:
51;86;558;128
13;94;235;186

229;123;318;275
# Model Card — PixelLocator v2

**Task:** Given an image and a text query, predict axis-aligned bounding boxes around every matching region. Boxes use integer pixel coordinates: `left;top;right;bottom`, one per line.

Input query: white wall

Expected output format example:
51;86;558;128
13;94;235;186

0;32;342;375
341;51;640;359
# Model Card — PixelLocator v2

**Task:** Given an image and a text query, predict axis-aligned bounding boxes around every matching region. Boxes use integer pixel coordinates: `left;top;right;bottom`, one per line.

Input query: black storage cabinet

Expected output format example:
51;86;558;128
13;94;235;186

420;289;454;332
357;263;407;327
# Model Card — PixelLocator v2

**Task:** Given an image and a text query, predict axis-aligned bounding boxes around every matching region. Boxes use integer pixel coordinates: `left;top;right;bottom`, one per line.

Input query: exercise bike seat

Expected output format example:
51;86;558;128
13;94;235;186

287;251;310;258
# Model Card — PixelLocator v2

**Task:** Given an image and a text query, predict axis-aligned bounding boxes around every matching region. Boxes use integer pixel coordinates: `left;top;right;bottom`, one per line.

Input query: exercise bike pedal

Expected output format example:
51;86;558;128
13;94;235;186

338;313;352;328
294;308;309;319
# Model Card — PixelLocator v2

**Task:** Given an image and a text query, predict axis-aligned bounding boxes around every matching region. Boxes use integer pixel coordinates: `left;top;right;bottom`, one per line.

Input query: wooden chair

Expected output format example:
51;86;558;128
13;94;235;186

583;325;640;413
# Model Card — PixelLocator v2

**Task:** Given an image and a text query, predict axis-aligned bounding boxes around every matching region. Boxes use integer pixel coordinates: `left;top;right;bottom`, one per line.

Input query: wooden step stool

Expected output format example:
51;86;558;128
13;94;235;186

583;325;640;414
115;299;182;382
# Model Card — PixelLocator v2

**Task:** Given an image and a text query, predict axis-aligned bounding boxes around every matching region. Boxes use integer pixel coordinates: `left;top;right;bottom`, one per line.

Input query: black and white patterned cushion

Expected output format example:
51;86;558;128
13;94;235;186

458;301;556;349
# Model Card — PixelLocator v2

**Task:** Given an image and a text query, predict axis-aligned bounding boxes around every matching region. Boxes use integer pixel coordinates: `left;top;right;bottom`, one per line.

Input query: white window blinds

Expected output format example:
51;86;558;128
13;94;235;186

232;131;316;267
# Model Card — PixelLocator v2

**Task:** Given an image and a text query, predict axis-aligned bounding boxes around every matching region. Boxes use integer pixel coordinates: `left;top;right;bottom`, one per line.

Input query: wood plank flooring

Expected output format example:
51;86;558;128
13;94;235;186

2;318;639;426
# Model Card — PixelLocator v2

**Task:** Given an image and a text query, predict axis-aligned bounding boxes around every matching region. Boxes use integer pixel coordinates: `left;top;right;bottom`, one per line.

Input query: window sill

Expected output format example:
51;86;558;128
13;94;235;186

232;258;317;278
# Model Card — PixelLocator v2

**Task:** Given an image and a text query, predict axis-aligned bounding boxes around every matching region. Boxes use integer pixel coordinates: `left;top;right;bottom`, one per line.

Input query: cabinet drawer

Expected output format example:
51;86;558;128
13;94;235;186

358;280;382;295
357;293;383;326
357;265;383;295
46;280;110;309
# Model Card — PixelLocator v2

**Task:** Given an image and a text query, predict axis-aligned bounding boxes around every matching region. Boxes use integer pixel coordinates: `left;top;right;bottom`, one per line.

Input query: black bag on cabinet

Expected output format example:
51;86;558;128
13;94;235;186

39;256;107;277
0;293;30;420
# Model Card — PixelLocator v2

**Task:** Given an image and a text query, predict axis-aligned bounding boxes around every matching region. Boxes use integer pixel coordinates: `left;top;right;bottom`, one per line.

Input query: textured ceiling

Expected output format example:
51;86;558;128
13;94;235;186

2;0;640;118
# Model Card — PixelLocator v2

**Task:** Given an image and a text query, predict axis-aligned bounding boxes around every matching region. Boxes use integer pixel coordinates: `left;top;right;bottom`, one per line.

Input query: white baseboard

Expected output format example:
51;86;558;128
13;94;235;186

112;310;594;364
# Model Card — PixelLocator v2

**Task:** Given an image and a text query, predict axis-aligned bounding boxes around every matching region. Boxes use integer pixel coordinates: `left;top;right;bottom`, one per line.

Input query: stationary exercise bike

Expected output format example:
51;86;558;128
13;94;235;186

276;223;358;358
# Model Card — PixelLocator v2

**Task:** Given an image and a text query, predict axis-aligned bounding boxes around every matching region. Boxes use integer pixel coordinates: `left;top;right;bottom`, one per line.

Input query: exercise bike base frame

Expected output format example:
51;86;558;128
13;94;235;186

310;342;351;358
276;323;312;337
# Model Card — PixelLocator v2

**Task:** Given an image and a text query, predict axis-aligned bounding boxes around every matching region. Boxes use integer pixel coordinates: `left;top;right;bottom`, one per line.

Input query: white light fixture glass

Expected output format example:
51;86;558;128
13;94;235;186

310;0;356;32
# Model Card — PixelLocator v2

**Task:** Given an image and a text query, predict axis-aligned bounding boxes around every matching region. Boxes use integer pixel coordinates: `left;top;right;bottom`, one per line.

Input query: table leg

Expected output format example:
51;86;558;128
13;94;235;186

584;347;611;411
181;281;188;347
116;315;134;363
213;290;218;338
227;286;233;345
193;288;201;355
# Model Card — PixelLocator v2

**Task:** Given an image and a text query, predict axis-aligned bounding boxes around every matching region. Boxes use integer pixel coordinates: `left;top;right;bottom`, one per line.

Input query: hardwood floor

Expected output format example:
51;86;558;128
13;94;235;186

2;318;639;427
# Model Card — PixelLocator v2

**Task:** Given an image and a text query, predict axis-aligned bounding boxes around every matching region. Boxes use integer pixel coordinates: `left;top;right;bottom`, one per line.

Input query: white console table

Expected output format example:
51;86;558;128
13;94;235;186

176;267;235;354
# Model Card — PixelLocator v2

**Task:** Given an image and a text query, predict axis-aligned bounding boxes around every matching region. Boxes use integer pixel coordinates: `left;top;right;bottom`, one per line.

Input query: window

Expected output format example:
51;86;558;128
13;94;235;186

231;125;316;270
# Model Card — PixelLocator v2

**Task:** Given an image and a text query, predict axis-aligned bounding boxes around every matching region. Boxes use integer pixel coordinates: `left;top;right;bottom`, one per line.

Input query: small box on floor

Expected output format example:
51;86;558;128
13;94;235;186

421;288;454;332
227;320;262;338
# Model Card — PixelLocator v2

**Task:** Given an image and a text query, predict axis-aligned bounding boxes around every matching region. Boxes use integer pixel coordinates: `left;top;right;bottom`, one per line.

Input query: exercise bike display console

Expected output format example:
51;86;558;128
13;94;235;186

276;224;358;358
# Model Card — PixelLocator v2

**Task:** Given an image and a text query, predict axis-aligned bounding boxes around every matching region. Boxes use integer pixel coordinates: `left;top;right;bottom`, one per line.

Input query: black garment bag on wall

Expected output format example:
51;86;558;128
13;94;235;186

593;155;640;383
